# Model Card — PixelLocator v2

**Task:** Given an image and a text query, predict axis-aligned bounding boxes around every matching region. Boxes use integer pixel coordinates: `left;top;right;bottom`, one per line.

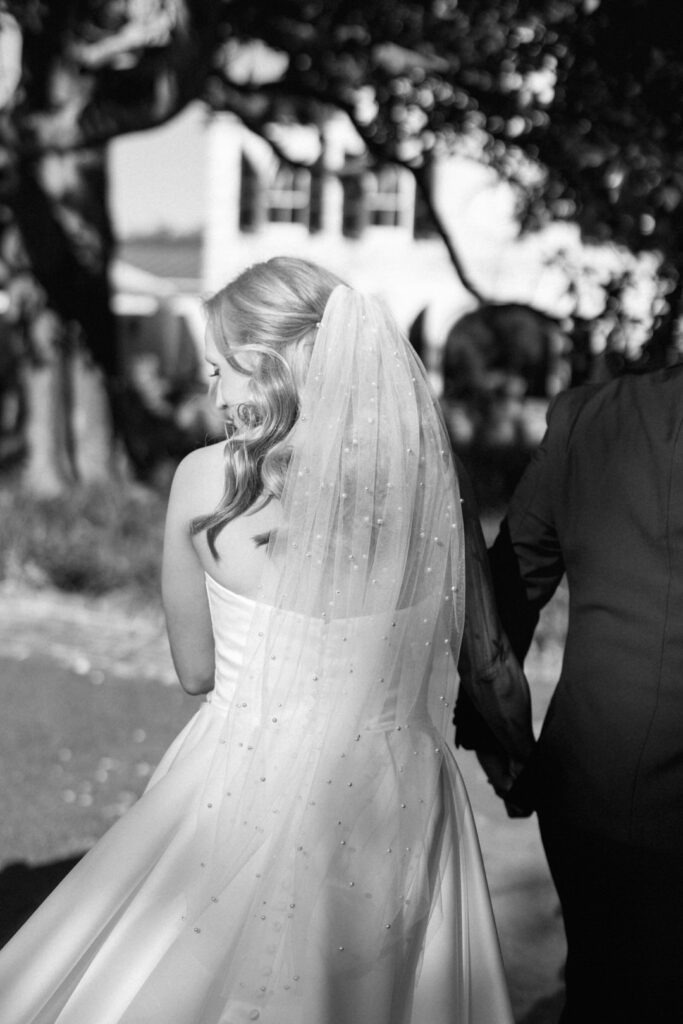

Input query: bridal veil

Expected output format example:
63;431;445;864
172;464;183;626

181;284;471;1020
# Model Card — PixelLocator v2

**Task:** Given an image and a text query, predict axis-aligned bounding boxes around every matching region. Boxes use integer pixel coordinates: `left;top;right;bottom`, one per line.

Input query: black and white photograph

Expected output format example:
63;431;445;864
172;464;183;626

0;2;680;1022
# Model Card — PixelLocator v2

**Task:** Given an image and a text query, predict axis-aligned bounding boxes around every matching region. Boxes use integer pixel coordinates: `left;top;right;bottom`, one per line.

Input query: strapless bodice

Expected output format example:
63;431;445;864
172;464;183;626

204;574;265;712
204;572;439;731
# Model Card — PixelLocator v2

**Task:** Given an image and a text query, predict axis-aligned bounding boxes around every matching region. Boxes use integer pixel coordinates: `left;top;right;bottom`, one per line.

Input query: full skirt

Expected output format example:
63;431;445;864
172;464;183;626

0;702;513;1024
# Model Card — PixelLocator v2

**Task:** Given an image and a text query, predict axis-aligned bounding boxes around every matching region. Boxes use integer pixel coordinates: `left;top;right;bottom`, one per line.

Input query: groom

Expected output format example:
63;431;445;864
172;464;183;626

483;364;683;1023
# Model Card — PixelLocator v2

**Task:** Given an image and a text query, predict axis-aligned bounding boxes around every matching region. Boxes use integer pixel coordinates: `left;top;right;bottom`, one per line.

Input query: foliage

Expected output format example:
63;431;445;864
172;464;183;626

2;0;682;378
476;2;681;252
465;0;683;362
0;478;166;600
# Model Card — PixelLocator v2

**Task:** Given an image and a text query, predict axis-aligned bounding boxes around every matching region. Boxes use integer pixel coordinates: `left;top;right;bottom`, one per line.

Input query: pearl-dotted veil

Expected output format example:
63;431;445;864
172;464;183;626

186;284;468;1021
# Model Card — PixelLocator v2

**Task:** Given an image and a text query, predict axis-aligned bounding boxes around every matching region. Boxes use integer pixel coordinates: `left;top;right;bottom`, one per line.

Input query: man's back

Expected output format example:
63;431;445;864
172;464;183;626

491;364;683;848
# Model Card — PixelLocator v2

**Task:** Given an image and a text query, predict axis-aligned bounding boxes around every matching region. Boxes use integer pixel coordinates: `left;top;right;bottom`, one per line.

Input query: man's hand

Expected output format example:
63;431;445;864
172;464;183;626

476;750;535;818
475;749;517;798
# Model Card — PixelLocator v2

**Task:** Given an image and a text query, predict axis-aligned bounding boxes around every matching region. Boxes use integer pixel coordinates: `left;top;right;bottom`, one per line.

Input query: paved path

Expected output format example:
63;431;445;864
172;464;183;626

0;582;566;1022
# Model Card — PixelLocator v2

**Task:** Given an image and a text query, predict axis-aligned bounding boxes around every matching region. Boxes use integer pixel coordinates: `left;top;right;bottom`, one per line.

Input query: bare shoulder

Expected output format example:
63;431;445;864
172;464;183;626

174;440;225;481
169;441;226;519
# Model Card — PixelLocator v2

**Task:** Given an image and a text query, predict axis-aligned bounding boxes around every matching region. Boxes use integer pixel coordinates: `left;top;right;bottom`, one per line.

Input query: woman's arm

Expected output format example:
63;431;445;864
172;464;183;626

453;455;536;801
161;453;215;695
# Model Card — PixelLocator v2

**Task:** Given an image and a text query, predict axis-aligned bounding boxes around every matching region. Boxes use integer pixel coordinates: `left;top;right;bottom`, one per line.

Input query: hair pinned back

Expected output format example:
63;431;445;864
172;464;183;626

191;257;345;555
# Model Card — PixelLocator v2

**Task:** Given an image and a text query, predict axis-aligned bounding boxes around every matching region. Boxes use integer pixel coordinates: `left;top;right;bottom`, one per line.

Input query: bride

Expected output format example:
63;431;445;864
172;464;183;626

0;257;533;1023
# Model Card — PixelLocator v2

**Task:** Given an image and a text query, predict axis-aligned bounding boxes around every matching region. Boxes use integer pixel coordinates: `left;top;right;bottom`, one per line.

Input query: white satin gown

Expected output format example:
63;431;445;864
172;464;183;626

0;575;513;1024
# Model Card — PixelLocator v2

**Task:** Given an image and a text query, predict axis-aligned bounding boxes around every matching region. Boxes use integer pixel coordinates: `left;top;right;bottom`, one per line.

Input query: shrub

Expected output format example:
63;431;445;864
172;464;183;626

0;479;166;603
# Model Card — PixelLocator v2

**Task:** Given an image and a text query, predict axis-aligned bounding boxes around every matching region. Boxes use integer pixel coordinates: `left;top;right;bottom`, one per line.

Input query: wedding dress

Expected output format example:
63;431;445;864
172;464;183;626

0;286;514;1023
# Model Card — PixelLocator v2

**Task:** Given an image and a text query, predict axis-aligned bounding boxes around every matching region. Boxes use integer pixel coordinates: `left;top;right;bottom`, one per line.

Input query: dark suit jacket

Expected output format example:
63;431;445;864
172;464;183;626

489;365;683;850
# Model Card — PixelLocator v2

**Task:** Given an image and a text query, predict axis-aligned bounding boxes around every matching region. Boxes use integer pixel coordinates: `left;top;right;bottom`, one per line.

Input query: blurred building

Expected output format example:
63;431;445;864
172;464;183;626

114;108;499;387
113;103;639;377
110;107;578;436
201;110;479;352
110;104;662;492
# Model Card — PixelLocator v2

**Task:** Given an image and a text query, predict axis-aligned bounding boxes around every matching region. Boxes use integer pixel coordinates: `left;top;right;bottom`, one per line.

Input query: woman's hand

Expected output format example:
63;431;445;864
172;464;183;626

476;749;536;818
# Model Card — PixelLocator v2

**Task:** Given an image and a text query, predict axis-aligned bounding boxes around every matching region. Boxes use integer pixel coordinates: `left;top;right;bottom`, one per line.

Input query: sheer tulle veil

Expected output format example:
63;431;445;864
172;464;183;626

185;284;468;1019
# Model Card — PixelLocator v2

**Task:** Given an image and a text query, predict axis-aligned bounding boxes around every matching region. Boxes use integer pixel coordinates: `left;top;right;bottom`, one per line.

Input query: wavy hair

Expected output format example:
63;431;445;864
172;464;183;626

191;257;345;555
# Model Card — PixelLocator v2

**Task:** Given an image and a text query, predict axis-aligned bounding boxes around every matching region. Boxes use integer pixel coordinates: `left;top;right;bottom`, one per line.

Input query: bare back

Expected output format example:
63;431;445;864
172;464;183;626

183;441;282;599
161;439;284;694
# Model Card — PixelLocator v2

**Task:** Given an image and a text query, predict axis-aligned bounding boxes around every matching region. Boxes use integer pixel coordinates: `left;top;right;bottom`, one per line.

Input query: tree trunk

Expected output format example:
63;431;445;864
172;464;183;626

22;347;75;496
71;345;118;483
0;2;223;494
9;148;123;493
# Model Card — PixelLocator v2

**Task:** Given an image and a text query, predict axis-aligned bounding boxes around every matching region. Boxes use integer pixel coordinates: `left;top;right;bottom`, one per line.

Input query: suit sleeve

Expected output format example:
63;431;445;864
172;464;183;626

489;391;572;663
454;455;536;768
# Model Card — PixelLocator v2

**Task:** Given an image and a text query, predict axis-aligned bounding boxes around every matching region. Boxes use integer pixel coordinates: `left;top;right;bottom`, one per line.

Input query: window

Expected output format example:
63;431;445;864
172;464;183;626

341;163;407;236
341;173;366;238
366;166;402;227
340;153;367;238
308;163;323;233
267;165;311;225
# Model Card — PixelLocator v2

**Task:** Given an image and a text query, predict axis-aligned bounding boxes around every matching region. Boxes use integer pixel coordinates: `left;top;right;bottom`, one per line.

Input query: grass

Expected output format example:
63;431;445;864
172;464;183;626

0;474;186;865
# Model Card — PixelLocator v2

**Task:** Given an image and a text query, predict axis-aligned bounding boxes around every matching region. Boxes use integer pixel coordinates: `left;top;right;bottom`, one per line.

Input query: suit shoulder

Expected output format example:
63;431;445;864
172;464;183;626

626;362;683;402
545;383;600;437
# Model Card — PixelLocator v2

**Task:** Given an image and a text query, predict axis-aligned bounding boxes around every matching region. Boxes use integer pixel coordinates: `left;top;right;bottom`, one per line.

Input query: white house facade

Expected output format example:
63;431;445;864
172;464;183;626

200;111;491;354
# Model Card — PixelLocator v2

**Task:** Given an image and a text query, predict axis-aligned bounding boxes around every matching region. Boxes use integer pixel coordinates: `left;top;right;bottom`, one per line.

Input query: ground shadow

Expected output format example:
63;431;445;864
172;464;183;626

0;854;83;948
517;989;565;1024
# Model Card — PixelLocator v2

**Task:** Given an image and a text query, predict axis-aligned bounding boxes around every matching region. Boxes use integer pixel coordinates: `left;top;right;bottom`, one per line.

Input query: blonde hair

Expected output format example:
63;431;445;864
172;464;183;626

191;257;345;555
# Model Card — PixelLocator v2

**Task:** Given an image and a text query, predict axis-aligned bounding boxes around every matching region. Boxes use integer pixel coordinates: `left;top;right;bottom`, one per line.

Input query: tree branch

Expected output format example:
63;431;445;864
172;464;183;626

231;111;319;173
68;1;184;70
209;73;487;302
337;97;487;303
410;163;487;304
